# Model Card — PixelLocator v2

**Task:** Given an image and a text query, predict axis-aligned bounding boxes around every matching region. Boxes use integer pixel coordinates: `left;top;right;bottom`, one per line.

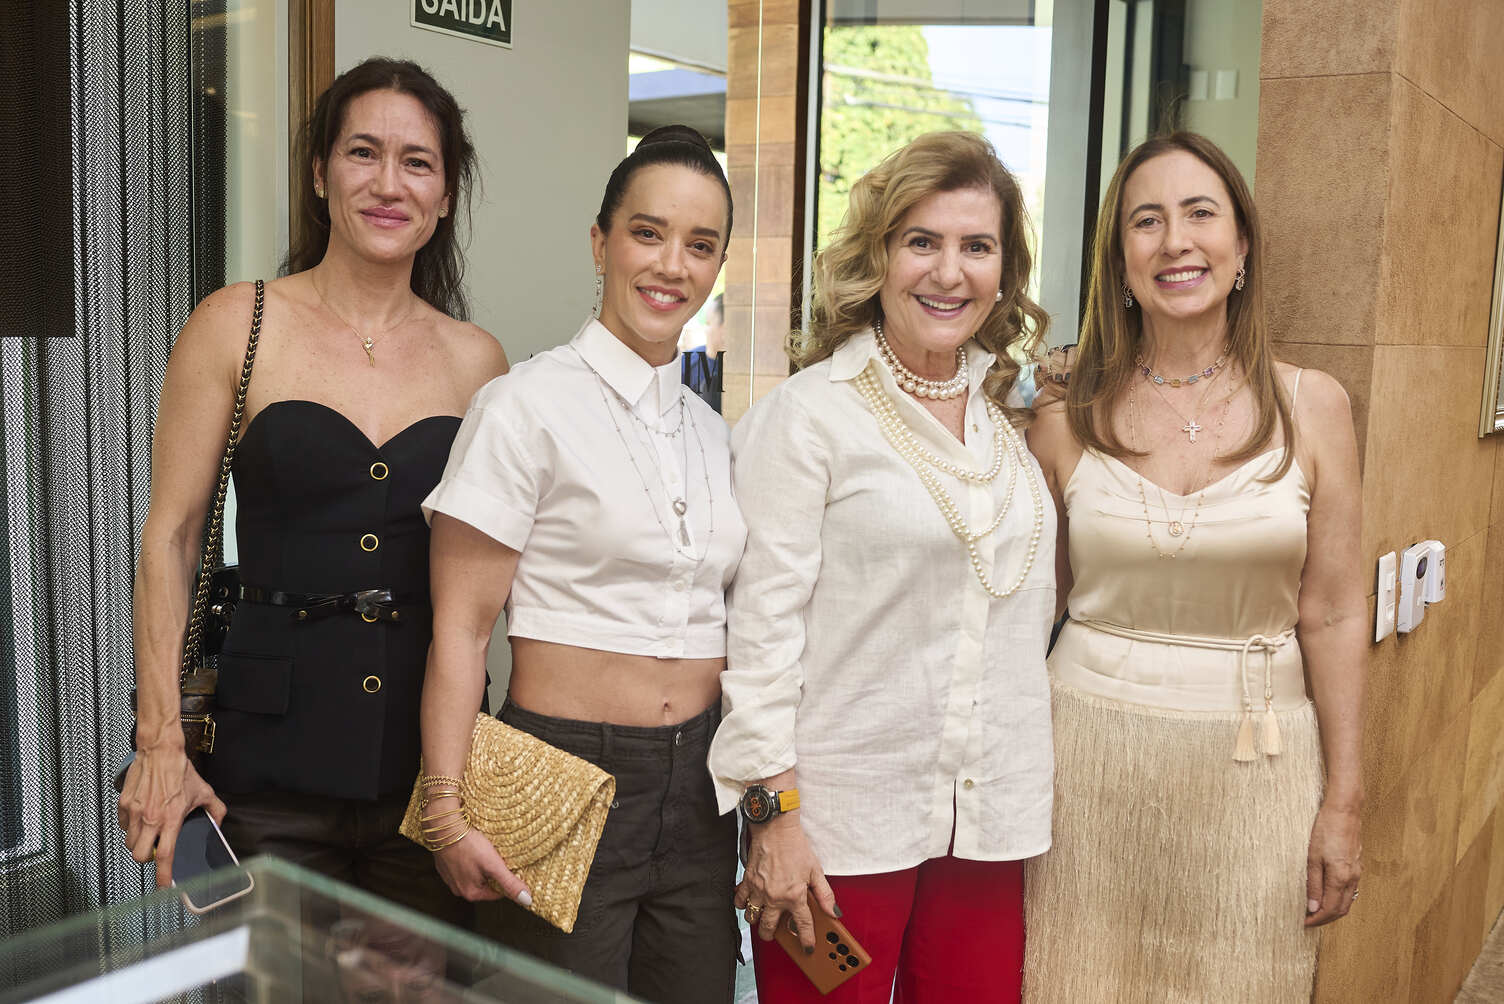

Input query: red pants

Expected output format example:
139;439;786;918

750;855;1025;1004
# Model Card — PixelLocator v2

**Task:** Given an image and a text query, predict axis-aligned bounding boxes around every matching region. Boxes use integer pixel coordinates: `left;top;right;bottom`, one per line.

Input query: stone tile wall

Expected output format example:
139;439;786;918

1259;1;1504;999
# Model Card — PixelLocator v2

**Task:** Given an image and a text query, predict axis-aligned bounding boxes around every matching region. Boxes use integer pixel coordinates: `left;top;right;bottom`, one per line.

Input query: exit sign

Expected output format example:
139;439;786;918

412;0;512;49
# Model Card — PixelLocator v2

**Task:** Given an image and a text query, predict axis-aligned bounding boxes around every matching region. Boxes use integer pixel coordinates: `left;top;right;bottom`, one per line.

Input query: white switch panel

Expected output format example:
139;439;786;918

1375;551;1397;642
1215;69;1239;100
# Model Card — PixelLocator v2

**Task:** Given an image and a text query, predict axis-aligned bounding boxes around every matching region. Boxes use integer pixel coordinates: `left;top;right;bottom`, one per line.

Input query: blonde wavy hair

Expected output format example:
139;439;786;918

790;131;1048;422
1068;132;1294;478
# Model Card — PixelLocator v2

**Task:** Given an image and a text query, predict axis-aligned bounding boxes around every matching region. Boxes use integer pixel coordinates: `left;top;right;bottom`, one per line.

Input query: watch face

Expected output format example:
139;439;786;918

742;787;774;823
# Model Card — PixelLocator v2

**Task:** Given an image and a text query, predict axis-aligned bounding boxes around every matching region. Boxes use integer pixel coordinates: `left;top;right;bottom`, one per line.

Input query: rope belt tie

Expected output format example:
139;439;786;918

1076;620;1293;763
239;584;422;623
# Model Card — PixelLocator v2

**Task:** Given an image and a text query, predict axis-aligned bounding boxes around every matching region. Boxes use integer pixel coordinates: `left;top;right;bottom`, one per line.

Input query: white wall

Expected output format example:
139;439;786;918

630;0;725;72
1181;0;1262;187
336;1;630;697
336;0;630;365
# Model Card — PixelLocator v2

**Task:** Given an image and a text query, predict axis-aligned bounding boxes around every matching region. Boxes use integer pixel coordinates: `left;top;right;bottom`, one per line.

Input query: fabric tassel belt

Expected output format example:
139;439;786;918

239;584;425;623
1075;619;1296;764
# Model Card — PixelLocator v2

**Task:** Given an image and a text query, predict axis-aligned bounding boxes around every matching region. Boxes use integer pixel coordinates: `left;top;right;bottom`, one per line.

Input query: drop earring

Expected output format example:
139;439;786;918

315;184;325;198
1122;284;1135;308
592;264;604;318
1234;264;1246;291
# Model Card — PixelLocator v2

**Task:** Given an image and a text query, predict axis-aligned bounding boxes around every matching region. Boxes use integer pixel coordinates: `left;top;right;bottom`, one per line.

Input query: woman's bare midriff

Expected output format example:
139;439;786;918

506;637;723;727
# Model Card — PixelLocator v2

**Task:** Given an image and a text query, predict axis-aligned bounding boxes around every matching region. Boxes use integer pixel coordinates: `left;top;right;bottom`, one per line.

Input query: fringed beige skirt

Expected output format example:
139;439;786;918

1024;680;1323;1004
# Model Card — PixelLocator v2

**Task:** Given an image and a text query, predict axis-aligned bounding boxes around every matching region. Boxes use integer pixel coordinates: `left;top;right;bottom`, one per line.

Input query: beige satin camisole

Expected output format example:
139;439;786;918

1050;382;1312;714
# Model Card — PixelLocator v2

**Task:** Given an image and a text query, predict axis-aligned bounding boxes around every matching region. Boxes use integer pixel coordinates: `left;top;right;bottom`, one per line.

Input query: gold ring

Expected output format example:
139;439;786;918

746;904;763;921
147;847;156;862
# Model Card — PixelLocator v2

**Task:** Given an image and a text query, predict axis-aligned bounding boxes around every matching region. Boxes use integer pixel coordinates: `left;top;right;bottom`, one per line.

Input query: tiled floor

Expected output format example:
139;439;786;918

1457;910;1504;1002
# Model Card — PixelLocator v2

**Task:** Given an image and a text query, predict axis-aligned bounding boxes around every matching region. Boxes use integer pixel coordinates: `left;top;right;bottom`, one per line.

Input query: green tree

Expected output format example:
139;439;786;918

817;26;982;249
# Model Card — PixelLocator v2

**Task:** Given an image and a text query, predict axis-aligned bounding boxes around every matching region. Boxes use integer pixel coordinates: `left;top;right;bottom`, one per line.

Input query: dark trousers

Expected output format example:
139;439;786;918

219;788;472;930
479;700;739;1004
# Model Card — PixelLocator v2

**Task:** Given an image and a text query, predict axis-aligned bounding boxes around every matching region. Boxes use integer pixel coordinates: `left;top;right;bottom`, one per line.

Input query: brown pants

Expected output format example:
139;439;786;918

219;787;472;930
479;700;739;1004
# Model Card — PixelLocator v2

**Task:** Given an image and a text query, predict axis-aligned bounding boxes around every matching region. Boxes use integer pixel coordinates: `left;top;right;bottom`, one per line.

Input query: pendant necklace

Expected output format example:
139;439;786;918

1138;350;1228;443
580;348;712;556
313;276;412;366
1127;376;1235;556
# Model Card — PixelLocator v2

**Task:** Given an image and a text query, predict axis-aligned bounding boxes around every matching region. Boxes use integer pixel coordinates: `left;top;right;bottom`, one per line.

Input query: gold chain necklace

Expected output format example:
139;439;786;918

1127;377;1235;558
855;367;1044;599
311;276;414;366
1140;353;1226;443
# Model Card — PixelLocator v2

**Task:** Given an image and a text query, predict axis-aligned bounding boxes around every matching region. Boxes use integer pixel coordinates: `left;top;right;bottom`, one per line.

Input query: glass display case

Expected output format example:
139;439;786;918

0;856;634;1003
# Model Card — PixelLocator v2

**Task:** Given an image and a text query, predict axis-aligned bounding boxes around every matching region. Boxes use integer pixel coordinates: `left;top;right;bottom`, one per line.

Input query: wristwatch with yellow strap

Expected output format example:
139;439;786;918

739;784;800;824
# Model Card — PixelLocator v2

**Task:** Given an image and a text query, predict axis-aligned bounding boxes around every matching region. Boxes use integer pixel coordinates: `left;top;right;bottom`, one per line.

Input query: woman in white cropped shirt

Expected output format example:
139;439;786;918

708;132;1054;1003
417;126;746;1003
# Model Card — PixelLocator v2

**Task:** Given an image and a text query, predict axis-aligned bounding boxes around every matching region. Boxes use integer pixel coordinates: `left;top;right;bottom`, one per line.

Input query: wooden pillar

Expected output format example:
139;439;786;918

722;0;810;423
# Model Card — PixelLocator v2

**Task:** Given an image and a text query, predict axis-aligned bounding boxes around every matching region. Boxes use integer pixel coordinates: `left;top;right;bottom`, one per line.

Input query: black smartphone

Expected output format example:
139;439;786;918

172;807;254;914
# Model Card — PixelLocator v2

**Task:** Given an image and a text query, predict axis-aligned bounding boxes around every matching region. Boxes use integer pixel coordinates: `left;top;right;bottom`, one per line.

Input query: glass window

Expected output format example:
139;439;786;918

805;0;1262;348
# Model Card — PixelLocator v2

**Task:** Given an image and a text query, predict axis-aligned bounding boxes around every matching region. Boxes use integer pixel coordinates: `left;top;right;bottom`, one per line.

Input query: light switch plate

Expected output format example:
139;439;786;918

1375;551;1397;642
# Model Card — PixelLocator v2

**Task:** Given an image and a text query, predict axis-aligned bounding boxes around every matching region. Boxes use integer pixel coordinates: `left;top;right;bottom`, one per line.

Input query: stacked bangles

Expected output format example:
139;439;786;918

417;773;471;851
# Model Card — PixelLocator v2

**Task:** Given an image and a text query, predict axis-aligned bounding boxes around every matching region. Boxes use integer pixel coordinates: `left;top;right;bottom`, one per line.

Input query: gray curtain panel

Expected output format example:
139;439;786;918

1;0;197;953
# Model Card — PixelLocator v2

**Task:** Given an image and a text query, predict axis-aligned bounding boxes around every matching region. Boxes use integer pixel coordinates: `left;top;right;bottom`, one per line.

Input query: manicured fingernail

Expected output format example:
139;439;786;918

1307;899;1319;913
804;946;814;955
518;890;533;908
833;904;843;919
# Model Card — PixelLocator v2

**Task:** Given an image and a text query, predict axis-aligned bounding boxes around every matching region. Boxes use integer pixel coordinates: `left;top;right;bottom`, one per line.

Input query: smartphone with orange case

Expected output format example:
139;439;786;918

772;891;873;995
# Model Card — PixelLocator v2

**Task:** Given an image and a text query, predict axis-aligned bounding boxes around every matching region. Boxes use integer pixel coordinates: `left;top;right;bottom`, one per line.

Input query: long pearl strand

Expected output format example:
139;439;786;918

874;318;968;400
855;367;1045;599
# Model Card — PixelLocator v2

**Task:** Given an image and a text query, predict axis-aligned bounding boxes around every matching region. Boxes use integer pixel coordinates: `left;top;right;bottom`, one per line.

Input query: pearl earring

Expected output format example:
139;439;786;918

995;290;1003;303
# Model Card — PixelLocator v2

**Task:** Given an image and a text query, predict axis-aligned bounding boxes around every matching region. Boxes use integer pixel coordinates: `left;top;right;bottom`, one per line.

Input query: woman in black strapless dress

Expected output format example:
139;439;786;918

116;58;507;923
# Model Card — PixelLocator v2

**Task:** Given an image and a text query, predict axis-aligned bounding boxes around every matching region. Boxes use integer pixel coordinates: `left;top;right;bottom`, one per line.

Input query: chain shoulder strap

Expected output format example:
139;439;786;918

180;279;263;680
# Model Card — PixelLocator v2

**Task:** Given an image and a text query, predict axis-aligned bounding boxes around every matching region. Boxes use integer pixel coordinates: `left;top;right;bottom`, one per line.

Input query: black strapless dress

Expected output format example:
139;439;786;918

202;400;461;801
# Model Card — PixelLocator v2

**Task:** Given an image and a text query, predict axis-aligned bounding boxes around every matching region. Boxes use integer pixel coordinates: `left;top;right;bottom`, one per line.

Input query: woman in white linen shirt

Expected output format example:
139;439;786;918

417;126;748;1002
708;131;1055;1004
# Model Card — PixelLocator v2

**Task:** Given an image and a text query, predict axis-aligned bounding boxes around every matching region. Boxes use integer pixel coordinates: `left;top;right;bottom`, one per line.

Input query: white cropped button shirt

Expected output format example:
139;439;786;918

422;319;746;658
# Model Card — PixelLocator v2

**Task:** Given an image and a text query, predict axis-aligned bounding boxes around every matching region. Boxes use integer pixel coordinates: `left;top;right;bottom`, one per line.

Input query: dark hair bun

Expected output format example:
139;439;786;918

636;124;713;154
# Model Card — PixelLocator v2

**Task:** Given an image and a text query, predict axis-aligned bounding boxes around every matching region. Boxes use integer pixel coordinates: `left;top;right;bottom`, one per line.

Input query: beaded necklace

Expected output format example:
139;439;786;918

874;319;968;400
854;366;1044;599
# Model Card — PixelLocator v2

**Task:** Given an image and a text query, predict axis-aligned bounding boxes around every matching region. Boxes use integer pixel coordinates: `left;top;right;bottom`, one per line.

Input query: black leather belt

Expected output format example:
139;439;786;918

239;584;425;623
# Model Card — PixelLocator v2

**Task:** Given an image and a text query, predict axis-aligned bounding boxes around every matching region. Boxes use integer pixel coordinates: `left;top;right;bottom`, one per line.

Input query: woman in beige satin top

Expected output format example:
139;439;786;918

1024;132;1365;1002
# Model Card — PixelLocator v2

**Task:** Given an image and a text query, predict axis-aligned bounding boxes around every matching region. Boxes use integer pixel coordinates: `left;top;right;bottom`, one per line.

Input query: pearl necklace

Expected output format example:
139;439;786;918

874;319;968;400
855;367;1044;599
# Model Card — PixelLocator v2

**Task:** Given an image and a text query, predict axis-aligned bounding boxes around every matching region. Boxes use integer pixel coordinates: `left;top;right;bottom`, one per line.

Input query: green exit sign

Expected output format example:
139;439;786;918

412;0;512;49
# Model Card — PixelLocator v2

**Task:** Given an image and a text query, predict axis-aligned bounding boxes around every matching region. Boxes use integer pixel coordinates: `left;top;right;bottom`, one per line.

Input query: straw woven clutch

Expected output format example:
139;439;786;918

400;713;615;932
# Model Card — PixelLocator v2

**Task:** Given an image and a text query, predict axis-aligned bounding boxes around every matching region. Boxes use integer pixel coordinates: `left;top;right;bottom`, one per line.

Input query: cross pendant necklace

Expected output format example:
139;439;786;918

1182;418;1202;444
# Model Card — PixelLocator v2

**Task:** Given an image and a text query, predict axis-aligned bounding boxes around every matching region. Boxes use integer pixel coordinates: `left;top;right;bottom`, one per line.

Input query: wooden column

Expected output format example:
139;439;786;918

287;0;336;247
722;0;810;423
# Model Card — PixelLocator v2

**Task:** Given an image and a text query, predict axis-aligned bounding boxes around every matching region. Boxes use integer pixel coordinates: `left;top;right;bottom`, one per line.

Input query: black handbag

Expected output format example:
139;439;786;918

134;280;262;768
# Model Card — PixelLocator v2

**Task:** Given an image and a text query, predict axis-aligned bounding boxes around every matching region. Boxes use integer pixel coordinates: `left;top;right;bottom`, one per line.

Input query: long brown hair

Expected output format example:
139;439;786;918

793;131;1047;422
1068;132;1293;477
283;58;478;320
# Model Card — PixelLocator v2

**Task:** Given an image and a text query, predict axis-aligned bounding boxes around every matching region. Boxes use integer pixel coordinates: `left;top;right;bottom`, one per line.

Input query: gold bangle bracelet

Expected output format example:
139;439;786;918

424;821;471;852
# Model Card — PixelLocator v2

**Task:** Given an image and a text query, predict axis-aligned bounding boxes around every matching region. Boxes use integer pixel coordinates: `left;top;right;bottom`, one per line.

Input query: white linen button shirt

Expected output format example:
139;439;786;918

422;319;746;658
707;329;1055;875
